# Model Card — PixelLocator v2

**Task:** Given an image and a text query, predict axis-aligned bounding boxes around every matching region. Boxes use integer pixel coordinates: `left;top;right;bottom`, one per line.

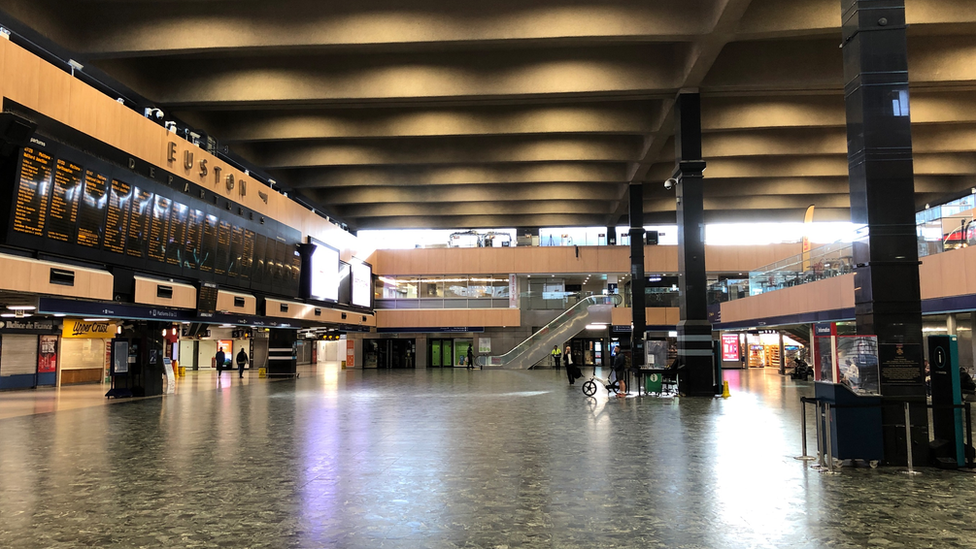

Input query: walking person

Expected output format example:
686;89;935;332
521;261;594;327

551;345;562;369
565;344;579;385
214;347;226;376
466;345;475;370
236;347;248;378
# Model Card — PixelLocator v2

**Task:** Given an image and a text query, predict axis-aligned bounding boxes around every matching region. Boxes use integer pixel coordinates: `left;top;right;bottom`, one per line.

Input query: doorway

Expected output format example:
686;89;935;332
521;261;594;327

428;339;454;368
365;339;417;369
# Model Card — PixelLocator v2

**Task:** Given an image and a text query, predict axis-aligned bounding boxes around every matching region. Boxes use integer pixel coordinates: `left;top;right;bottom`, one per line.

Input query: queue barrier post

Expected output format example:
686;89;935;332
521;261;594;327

795;397;816;461
903;401;921;476
822;402;839;475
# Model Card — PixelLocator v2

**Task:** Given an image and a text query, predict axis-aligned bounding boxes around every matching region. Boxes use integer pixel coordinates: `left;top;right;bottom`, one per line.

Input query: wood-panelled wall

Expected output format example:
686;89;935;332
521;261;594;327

216;291;257;315
719;274;855;325
611;307;681;326
0;39;364;260
266;298;376;327
918;245;976;301
133;276;196;309
376;308;519;328
0;252;112;300
370;243;801;276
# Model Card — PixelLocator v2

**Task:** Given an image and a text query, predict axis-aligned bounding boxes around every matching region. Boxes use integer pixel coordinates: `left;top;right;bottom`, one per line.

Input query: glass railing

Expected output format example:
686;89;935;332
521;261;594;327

747;241;854;296
480;294;622;369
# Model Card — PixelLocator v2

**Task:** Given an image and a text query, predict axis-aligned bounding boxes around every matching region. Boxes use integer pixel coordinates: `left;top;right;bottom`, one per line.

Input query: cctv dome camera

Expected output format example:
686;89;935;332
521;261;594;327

664;178;678;190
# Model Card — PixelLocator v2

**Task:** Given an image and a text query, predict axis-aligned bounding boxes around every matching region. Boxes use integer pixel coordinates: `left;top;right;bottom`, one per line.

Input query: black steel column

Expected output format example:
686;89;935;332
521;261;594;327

629;185;646;366
673;93;716;396
842;0;927;465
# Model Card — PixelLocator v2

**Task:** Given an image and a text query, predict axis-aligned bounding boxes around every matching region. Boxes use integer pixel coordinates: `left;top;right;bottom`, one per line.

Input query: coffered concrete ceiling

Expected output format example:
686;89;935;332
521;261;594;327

2;0;975;230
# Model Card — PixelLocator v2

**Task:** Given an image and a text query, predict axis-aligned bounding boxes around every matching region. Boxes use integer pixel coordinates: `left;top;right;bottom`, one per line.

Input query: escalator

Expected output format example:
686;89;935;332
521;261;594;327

480;294;621;369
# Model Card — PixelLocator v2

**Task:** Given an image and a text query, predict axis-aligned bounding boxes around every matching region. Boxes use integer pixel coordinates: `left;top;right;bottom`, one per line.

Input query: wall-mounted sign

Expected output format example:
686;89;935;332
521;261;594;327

0;319;59;333
62;319;117;339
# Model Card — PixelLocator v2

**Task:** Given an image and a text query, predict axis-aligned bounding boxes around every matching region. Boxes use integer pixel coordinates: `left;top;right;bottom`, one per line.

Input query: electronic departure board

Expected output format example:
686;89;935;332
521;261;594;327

197;282;218;318
103;179;132;254
77;169;108;248
48;159;81;243
14;147;53;237
3;138;303;299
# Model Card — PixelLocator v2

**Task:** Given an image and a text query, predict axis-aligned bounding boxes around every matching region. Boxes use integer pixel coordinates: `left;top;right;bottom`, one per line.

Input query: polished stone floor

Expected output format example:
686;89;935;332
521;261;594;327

1;366;975;548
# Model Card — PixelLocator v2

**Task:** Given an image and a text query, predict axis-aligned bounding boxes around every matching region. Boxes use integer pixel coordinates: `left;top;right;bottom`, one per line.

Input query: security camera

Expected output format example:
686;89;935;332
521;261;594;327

664;178;678;190
143;108;165;123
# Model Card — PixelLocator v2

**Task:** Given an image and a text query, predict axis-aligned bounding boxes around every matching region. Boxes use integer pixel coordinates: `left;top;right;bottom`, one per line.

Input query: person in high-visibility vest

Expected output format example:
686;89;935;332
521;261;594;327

551;345;562;369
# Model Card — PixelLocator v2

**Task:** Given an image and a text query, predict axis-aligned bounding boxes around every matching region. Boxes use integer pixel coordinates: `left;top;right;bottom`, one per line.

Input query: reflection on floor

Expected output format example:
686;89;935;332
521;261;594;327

0;366;974;548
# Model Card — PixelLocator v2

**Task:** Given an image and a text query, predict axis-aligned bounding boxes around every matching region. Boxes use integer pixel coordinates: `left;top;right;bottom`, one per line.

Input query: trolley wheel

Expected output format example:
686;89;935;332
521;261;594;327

582;380;597;397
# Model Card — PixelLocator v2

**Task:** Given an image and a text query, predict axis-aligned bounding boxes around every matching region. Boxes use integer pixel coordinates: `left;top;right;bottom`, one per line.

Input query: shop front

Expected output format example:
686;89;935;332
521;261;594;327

745;330;806;371
0;318;62;390
60;319;116;385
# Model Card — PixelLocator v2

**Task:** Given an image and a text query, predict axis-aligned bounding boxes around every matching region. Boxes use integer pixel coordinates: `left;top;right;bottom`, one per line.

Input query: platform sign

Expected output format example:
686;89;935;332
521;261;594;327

721;334;740;361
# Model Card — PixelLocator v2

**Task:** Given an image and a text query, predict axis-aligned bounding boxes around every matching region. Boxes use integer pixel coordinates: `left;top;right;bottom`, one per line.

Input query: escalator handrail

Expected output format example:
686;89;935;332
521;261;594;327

479;293;621;367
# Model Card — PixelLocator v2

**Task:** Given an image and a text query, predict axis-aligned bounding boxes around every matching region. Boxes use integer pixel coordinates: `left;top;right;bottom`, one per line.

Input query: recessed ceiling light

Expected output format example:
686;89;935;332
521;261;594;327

6;306;35;311
83;318;110;322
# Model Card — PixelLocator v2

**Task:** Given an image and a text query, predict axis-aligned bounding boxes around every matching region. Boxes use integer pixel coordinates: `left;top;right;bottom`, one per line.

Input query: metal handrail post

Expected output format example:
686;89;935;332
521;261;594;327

822;403;838;474
967;402;974;469
795;398;816;461
813;400;825;469
903;401;921;476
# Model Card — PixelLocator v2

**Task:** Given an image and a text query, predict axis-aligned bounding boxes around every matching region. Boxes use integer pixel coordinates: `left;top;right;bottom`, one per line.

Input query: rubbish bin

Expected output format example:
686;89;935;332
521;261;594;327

645;372;663;394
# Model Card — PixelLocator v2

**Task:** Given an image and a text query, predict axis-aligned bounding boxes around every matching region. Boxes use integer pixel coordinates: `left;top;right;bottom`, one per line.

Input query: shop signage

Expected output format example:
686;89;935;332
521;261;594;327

62;319;117;339
721;334;740;362
0;319;59;333
509;274;517;309
814;323;833;336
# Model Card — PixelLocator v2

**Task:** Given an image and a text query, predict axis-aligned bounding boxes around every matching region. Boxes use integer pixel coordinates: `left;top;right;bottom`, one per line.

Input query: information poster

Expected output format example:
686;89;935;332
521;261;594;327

721;334;740;361
38;335;58;373
835;336;880;395
879;342;923;385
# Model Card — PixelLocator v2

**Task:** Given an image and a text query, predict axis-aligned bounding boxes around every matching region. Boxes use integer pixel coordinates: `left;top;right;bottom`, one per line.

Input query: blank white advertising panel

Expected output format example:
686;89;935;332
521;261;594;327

351;261;372;308
310;239;339;302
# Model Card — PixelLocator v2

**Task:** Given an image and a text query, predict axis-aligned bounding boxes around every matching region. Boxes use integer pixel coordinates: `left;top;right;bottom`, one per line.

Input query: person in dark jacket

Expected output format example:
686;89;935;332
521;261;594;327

466;346;475;370
236;348;248;378
612;347;627;396
214;347;226;374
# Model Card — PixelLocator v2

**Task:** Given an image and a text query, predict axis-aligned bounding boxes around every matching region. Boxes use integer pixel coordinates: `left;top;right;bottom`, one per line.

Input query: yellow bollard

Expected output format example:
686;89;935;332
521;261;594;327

178;366;185;377
258;367;267;379
721;380;731;399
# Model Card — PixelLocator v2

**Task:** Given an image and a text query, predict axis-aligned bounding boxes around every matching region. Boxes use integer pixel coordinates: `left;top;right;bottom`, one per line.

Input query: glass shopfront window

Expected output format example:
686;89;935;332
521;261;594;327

444;277;469;298
374;275;512;309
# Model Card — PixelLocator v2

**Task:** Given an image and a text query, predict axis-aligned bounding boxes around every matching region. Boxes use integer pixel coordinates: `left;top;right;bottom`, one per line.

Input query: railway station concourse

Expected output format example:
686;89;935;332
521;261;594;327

0;1;975;547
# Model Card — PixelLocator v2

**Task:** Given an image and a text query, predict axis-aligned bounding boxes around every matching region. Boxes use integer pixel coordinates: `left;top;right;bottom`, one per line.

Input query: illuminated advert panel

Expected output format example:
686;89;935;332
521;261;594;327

309;238;339;303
